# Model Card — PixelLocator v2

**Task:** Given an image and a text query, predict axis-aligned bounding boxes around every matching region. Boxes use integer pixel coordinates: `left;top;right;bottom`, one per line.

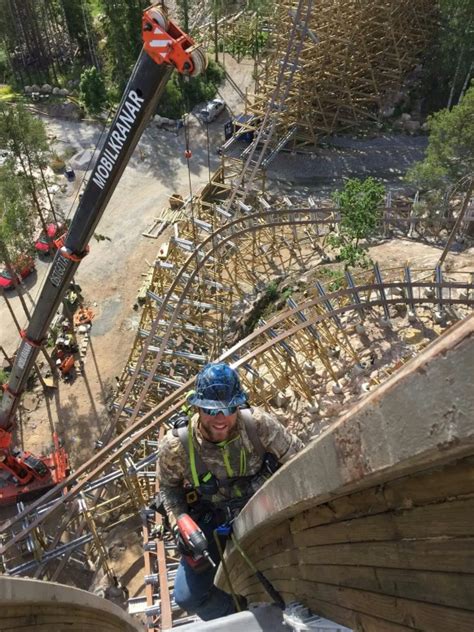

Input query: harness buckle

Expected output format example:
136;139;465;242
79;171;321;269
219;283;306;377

185;489;199;504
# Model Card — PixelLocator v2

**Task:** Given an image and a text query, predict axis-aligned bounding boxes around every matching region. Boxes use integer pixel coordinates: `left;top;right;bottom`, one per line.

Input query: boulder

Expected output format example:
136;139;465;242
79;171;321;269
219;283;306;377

40;84;52;94
272;391;290;409
404;120;421;134
381;106;395;119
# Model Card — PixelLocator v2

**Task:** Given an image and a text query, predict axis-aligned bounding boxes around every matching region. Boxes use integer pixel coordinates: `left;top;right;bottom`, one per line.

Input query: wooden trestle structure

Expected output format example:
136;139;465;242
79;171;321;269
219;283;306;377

248;0;436;145
1;184;474;628
1;1;472;630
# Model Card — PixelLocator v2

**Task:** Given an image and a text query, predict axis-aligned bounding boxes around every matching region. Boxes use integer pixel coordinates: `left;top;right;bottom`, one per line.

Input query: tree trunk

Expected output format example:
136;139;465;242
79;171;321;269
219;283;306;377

0;345;12;367
2;287;22;331
438;179;474;265
0;239;31;320
459;61;473;103
38;162;58;223
447;47;463;110
1;266;56;385
79;0;101;70
213;0;219;63
17;150;50;237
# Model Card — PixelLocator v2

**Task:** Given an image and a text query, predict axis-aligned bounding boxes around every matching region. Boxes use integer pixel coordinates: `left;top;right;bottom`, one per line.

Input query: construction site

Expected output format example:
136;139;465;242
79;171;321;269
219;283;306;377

1;1;474;631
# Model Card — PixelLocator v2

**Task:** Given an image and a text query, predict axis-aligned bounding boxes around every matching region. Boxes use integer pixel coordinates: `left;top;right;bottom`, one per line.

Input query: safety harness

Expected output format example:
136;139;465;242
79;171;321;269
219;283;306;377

172;409;275;513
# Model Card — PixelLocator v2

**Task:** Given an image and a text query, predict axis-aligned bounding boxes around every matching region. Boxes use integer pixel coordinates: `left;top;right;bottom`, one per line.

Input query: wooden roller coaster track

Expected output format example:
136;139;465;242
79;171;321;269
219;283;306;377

0;2;471;629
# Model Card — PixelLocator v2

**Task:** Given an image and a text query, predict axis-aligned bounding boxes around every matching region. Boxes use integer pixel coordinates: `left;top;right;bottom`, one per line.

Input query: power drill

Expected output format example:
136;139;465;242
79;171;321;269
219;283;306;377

176;513;216;570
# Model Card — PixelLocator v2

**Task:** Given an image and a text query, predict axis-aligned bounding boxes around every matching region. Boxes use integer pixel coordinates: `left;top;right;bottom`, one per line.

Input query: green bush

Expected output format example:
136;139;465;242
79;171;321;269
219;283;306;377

0;368;10;385
0;85;15;101
328;177;385;268
79;66;108;115
319;267;345;291
265;280;279;302
406;84;474;192
156;59;225;119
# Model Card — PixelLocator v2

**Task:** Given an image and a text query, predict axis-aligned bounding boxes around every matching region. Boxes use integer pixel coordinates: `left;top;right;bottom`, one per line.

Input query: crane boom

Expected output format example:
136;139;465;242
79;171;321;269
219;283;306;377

0;6;206;504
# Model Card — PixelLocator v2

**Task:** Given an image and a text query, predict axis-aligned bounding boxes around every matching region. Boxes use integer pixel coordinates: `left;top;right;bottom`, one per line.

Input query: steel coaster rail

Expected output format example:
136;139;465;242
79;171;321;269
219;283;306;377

108;208;333;435
112;203;469;431
2;274;474;557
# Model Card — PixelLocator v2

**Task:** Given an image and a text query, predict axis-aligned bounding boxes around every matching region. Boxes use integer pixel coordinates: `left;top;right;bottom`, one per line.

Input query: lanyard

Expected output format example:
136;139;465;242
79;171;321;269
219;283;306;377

188;421;247;490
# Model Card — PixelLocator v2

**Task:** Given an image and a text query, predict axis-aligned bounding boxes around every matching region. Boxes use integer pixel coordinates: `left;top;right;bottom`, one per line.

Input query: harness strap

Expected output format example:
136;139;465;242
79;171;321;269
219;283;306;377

174;408;265;489
175;425;207;487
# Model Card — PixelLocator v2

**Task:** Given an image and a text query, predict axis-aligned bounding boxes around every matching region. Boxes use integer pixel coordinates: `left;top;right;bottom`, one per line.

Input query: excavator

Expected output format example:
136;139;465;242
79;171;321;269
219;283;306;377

0;5;206;505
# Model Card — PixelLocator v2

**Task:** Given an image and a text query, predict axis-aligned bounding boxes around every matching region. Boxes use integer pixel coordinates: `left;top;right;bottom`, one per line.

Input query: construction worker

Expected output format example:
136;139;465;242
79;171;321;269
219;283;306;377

157;362;304;621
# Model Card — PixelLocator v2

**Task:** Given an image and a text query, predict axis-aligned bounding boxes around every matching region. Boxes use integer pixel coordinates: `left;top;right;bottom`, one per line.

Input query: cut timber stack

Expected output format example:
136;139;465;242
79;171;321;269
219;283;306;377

217;315;474;632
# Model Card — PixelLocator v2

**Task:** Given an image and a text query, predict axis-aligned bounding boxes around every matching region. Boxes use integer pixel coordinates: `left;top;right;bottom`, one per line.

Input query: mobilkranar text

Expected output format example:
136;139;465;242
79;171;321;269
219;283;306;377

92;90;145;190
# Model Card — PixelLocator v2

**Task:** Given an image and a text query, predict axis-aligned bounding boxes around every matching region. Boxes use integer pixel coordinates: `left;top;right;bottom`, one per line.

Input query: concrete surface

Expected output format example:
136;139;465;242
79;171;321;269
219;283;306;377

173;603;290;631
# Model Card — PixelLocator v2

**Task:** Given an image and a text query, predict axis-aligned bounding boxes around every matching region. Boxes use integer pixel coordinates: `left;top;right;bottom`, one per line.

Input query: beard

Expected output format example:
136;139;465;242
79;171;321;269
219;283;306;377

199;415;238;443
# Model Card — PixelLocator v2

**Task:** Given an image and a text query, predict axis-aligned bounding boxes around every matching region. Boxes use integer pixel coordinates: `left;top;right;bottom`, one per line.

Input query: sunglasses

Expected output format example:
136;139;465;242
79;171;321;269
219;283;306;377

200;406;238;416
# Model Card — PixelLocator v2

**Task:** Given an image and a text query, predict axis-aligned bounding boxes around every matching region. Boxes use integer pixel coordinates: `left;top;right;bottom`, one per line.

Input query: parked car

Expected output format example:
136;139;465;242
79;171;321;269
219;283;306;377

0;255;35;290
34;222;65;255
64;165;75;181
198;98;225;124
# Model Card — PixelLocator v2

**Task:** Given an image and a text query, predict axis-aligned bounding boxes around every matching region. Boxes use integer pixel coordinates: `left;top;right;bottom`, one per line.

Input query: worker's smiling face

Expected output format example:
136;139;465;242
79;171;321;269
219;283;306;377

198;408;238;443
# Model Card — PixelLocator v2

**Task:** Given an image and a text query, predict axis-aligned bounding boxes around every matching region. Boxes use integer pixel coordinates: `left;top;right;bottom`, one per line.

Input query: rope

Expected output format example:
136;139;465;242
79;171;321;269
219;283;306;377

213;529;242;612
213;524;285;611
230;533;285;608
179;77;194;202
176;76;205;320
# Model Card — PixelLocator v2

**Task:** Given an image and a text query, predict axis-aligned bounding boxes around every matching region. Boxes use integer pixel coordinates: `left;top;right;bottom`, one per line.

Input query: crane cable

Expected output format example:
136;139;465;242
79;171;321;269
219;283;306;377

177;77;206;323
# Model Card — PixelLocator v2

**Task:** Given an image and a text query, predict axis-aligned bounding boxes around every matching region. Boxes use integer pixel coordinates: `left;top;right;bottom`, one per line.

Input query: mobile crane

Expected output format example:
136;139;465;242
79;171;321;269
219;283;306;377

0;5;206;505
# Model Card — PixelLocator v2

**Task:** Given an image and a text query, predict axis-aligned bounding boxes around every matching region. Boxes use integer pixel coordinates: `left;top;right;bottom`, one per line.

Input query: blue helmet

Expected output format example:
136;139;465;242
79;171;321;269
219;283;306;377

188;363;248;409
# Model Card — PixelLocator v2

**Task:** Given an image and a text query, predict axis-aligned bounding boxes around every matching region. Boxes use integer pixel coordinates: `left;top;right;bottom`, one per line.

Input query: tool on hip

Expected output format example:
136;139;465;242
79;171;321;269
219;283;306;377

176;513;216;569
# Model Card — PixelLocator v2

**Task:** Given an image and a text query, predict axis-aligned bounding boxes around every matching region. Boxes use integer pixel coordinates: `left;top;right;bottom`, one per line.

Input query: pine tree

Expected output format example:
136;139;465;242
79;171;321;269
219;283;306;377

0;102;53;236
407;84;474;191
79;66;108;114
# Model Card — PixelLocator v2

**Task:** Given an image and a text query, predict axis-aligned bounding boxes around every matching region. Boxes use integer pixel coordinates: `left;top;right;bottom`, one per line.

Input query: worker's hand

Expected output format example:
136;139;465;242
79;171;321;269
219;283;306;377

150;524;166;540
172;524;192;556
